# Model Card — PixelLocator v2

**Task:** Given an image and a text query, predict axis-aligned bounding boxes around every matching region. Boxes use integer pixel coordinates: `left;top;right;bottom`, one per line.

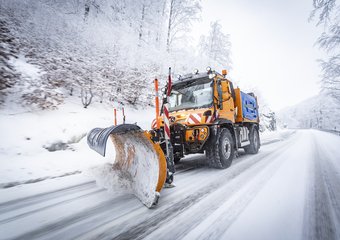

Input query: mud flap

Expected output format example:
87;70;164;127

87;124;167;208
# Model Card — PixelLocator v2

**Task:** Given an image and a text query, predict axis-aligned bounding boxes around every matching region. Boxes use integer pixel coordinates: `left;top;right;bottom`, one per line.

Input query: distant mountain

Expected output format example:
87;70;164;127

277;93;340;131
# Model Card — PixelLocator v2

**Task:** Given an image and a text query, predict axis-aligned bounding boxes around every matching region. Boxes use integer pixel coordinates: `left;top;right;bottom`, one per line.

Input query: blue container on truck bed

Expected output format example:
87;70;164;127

240;91;258;121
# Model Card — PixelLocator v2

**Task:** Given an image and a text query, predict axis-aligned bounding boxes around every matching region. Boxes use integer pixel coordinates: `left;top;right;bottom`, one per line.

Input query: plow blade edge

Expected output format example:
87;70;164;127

87;124;167;208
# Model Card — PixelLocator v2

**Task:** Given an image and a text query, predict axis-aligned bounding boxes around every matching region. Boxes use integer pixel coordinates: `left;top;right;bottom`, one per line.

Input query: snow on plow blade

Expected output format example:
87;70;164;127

87;124;167;208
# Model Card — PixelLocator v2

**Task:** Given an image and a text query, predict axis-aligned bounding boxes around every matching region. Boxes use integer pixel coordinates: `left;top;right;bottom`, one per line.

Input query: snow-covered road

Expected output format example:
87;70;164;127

0;129;340;240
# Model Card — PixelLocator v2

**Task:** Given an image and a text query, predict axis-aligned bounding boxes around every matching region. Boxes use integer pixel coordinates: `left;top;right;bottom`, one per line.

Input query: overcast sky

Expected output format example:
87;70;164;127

192;0;325;111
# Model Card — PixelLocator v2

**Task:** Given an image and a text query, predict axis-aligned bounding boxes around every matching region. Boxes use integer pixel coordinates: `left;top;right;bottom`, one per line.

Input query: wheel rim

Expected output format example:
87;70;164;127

222;138;231;159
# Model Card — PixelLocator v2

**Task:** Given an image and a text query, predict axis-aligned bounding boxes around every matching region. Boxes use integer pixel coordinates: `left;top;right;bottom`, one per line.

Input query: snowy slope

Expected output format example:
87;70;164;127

278;93;340;130
0;0;209;110
0;101;155;185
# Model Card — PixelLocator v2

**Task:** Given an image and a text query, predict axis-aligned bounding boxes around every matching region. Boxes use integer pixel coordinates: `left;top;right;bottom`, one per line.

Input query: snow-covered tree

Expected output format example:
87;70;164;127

0;0;207;109
310;0;340;100
166;0;201;52
198;21;232;69
0;18;19;104
261;111;277;131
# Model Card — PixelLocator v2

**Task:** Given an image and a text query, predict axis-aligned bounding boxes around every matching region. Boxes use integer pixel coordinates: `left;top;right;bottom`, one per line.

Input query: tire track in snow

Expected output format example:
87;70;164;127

260;130;296;146
1;163;210;239
0;189;105;224
182;140;300;240
0;165;206;239
44;171;216;240
10;194;137;240
0;131;297;240
42;152;270;240
0;181;96;213
0;170;83;189
303;135;340;240
143;137;299;240
82;138;297;240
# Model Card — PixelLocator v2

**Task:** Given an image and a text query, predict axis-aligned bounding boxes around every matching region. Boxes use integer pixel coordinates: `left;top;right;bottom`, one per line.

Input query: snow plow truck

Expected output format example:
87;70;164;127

87;67;260;208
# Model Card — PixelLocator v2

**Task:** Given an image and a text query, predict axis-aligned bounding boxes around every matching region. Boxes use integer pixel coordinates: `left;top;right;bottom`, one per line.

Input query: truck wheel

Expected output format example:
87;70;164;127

244;126;260;154
206;128;235;169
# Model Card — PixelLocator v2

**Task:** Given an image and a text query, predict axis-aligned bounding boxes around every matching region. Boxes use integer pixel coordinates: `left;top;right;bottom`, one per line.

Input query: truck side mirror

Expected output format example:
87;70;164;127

217;80;223;110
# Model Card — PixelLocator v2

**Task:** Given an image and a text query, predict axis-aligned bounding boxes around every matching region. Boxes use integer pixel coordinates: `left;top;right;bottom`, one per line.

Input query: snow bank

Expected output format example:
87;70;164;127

0;101;155;185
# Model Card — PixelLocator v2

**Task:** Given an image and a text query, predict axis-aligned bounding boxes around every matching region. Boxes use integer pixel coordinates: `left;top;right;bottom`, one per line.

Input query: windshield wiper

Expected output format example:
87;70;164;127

183;81;201;88
173;83;200;95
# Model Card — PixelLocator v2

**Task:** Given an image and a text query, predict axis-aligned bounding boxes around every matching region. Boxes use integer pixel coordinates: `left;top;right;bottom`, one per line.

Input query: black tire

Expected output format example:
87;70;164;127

206;128;235;169
174;156;181;164
244;126;260;154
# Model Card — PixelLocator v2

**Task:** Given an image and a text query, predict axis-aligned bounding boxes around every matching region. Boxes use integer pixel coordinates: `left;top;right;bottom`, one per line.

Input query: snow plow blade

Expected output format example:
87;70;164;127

87;124;167;208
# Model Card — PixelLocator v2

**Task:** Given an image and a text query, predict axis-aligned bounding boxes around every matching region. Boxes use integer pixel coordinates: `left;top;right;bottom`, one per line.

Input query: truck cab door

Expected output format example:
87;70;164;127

217;80;235;123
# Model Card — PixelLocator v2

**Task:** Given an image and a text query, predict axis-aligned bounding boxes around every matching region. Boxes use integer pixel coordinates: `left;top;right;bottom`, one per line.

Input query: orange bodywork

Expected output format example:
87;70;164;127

234;87;259;123
143;131;167;193
151;74;258;134
234;88;243;123
185;126;209;142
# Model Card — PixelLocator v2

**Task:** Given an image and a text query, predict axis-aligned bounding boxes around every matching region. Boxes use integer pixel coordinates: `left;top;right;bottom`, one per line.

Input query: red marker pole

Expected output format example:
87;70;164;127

114;108;117;126
154;78;160;130
167;68;172;96
163;104;170;140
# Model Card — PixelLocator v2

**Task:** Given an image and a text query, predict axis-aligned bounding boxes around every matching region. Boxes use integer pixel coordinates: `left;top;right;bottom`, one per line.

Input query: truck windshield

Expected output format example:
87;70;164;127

169;79;213;111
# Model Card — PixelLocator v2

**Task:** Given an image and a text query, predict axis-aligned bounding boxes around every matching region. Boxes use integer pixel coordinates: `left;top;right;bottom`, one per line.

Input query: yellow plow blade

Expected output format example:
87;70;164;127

87;124;167;208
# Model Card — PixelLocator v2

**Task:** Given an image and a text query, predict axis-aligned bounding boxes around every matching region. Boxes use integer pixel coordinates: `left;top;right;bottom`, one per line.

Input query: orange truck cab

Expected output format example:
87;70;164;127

152;68;260;169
